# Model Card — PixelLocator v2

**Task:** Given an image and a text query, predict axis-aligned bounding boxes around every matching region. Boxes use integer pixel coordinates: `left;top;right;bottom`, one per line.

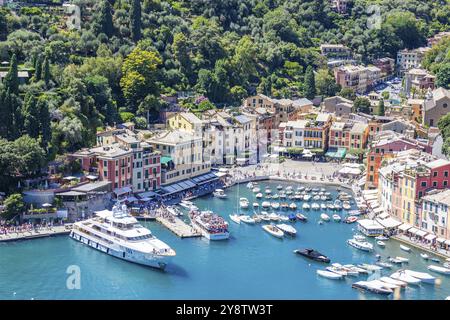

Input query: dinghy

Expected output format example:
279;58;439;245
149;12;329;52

269;213;280;221
420;253;429;260
296;213;307;222
332;214;341;222
256;193;263;199
261;201;271;208
375;235;389;241
271;202;280;210
289;203;297;210
400;244;411;252
344;216;358;224
377;241;386;247
213;189;227;198
229;214;241;224
320;213;330;221
302;203;310;210
253;202;259;208
262;224;284;238
252;187;261;193
239;215;256;225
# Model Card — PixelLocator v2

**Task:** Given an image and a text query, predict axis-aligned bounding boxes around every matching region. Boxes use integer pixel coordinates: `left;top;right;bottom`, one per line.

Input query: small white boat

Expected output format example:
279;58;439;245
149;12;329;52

213;189;227;198
239;215;256;225
376;261;393;269
276;224;297;236
252;187;261;193
332;214;341;222
262;224;284;238
320;203;327;209
276;185;283;190
311;203;320;210
427;265;450;275
262;201;271;208
353;234;366;242
343;202;351;210
247;182;254;189
229;214;241;224
278;215;289;222
347;239;373;251
289;203;297;210
303;195;311;201
265;189;272;194
343;264;369;274
389;256;409;264
256;193;263;199
400;245;411;252
357;264;382;272
420;253;429;260
269;213;280;221
271;202;280;210
352;281;393;295
252;214;261;223
253;202;259;208
369;280;400;291
272;194;279;200
302;203;310;210
260;213;271;221
391;271;421;285
380;276;407;288
320;213;330;221
326;266;347;276
239;198;249;209
375;235;389;241
377;241;386;247
317;270;343;280
313;195;321;201
331;263;359;277
403;270;436;284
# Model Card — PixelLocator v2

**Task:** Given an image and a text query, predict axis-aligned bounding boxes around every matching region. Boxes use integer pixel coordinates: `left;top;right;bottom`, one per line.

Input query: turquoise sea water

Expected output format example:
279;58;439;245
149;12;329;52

1;181;450;300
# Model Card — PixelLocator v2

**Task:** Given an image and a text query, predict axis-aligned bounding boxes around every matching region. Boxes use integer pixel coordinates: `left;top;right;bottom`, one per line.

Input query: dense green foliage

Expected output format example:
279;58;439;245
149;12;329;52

438;113;450;156
0;0;448;180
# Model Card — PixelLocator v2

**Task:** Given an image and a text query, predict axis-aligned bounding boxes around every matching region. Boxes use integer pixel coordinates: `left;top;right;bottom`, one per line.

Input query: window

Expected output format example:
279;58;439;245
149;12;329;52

433;181;438;187
445;171;448;177
433;171;438;177
421;181;427;187
444;103;448;108
444;181;448;187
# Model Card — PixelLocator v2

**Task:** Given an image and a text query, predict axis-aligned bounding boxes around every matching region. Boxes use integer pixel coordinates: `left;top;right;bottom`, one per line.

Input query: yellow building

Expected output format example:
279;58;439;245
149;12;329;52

167;112;203;137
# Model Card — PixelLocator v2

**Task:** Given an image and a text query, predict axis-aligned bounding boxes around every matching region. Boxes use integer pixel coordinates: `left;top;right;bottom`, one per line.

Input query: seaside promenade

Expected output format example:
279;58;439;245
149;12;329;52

0;225;71;242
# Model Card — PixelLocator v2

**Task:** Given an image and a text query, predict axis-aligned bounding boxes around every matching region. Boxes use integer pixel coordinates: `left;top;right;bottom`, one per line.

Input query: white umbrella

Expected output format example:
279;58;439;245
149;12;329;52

42;203;52;208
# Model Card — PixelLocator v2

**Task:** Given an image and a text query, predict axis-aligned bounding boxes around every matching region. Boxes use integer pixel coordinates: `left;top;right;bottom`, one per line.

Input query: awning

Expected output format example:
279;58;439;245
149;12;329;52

437;237;446;243
376;217;402;229
416;230;428;237
408;227;419;235
191;172;219;185
374;207;385;215
215;172;228;177
161;156;172;165
137;191;158;199
398;223;412;231
445;240;450;246
114;186;132;196
56;191;85;197
162;179;196;195
125;196;138;203
425;234;437;241
325;147;347;159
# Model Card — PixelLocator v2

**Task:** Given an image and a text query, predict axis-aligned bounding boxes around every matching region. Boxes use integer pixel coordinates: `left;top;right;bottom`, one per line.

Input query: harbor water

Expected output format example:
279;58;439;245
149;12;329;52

1;181;450;300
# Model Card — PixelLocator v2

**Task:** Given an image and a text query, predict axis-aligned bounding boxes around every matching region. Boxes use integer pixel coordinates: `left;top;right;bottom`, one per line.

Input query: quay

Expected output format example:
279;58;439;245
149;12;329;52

0;225;71;242
156;215;201;238
392;234;450;260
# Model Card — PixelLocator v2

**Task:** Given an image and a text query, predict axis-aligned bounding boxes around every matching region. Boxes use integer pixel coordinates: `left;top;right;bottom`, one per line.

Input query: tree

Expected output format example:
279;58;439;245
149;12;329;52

315;69;340;97
0;9;7;41
4;54;19;95
353;97;371;114
120;48;161;112
34;55;43;82
339;88;356;100
21;92;40;138
129;0;142;42
304;66;316;100
436;63;450;89
42;56;51;88
96;0;114;38
377;99;385;116
2;194;25;221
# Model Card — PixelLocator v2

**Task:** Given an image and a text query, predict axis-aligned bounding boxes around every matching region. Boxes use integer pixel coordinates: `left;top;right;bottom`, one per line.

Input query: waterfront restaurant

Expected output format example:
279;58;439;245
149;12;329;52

357;219;384;237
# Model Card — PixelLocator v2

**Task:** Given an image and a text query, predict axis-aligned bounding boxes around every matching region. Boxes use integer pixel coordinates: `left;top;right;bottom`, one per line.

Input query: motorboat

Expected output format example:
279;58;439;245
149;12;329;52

272;194;279;200
294;248;330;263
375;235;389;241
353;234;366;242
311;203;320;210
303;195;311;201
320;213;330;222
431;257;441;263
262;224;284;238
260;213;271;221
320;203;327;210
294;194;303;200
326;266;347;277
213;189;227;198
252;202;259;208
312;187;320;192
427;265;450;275
305;187;312;193
239;215;256;225
375;261;393;269
265;189;272;194
357;264;382;272
277;185;283;190
166;206;183;217
369;280;400;291
403;270;436;284
262;201;271;208
278;215;289;222
320;195;327;201
389;256;409;264
256;193;263;199
331;264;359;277
420;253;429;260
327;203;335;210
332;214;341;222
313;195;321;201
288;214;297;222
280;193;287;199
296;213;307;222
280;202;289;210
379;277;407;288
252;187;261;193
269;213;280;221
247;182;255;189
400;244;411;252
347;239;373;251
344;216;358;224
342;202;351;210
377;241;386;247
276;224;297;236
239;198;249;209
289;203;297;210
271;202;280;210
229;214;241;224
352;281;393;295
302;203;310;210
391;271;421;285
297;186;305;192
252;214;261;223
343;264;369;274
317;270;343;279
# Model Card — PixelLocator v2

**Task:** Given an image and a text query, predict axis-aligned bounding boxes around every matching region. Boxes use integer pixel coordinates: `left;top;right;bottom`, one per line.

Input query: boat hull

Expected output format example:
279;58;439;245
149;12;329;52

70;230;172;270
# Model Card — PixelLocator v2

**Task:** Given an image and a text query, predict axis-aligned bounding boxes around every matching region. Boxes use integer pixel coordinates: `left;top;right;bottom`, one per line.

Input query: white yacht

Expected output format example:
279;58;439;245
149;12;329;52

70;204;176;269
213;189;227;198
239;198;249;209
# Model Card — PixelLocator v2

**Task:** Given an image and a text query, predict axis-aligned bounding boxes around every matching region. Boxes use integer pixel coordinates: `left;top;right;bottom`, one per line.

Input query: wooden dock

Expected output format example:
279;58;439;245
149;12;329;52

156;215;201;238
0;226;71;242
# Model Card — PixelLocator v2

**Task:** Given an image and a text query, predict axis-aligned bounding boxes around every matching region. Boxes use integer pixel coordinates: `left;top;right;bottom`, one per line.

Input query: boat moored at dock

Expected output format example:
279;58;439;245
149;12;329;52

190;210;230;240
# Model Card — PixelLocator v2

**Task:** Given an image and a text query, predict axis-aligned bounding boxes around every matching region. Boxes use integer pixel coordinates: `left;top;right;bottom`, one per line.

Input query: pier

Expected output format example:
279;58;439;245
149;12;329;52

0;225;71;242
156;215;201;238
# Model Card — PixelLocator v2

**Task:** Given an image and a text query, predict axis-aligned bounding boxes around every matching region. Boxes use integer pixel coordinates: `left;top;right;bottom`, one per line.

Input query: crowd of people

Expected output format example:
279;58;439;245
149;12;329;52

0;222;59;236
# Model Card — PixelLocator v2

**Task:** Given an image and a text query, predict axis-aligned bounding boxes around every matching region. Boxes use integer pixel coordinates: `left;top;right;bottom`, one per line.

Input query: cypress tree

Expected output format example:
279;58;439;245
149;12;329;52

42;56;50;88
21;93;40;138
98;0;114;38
37;98;51;149
34;55;43;82
129;0;142;42
4;54;19;95
304;65;316;100
377;99;385;116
